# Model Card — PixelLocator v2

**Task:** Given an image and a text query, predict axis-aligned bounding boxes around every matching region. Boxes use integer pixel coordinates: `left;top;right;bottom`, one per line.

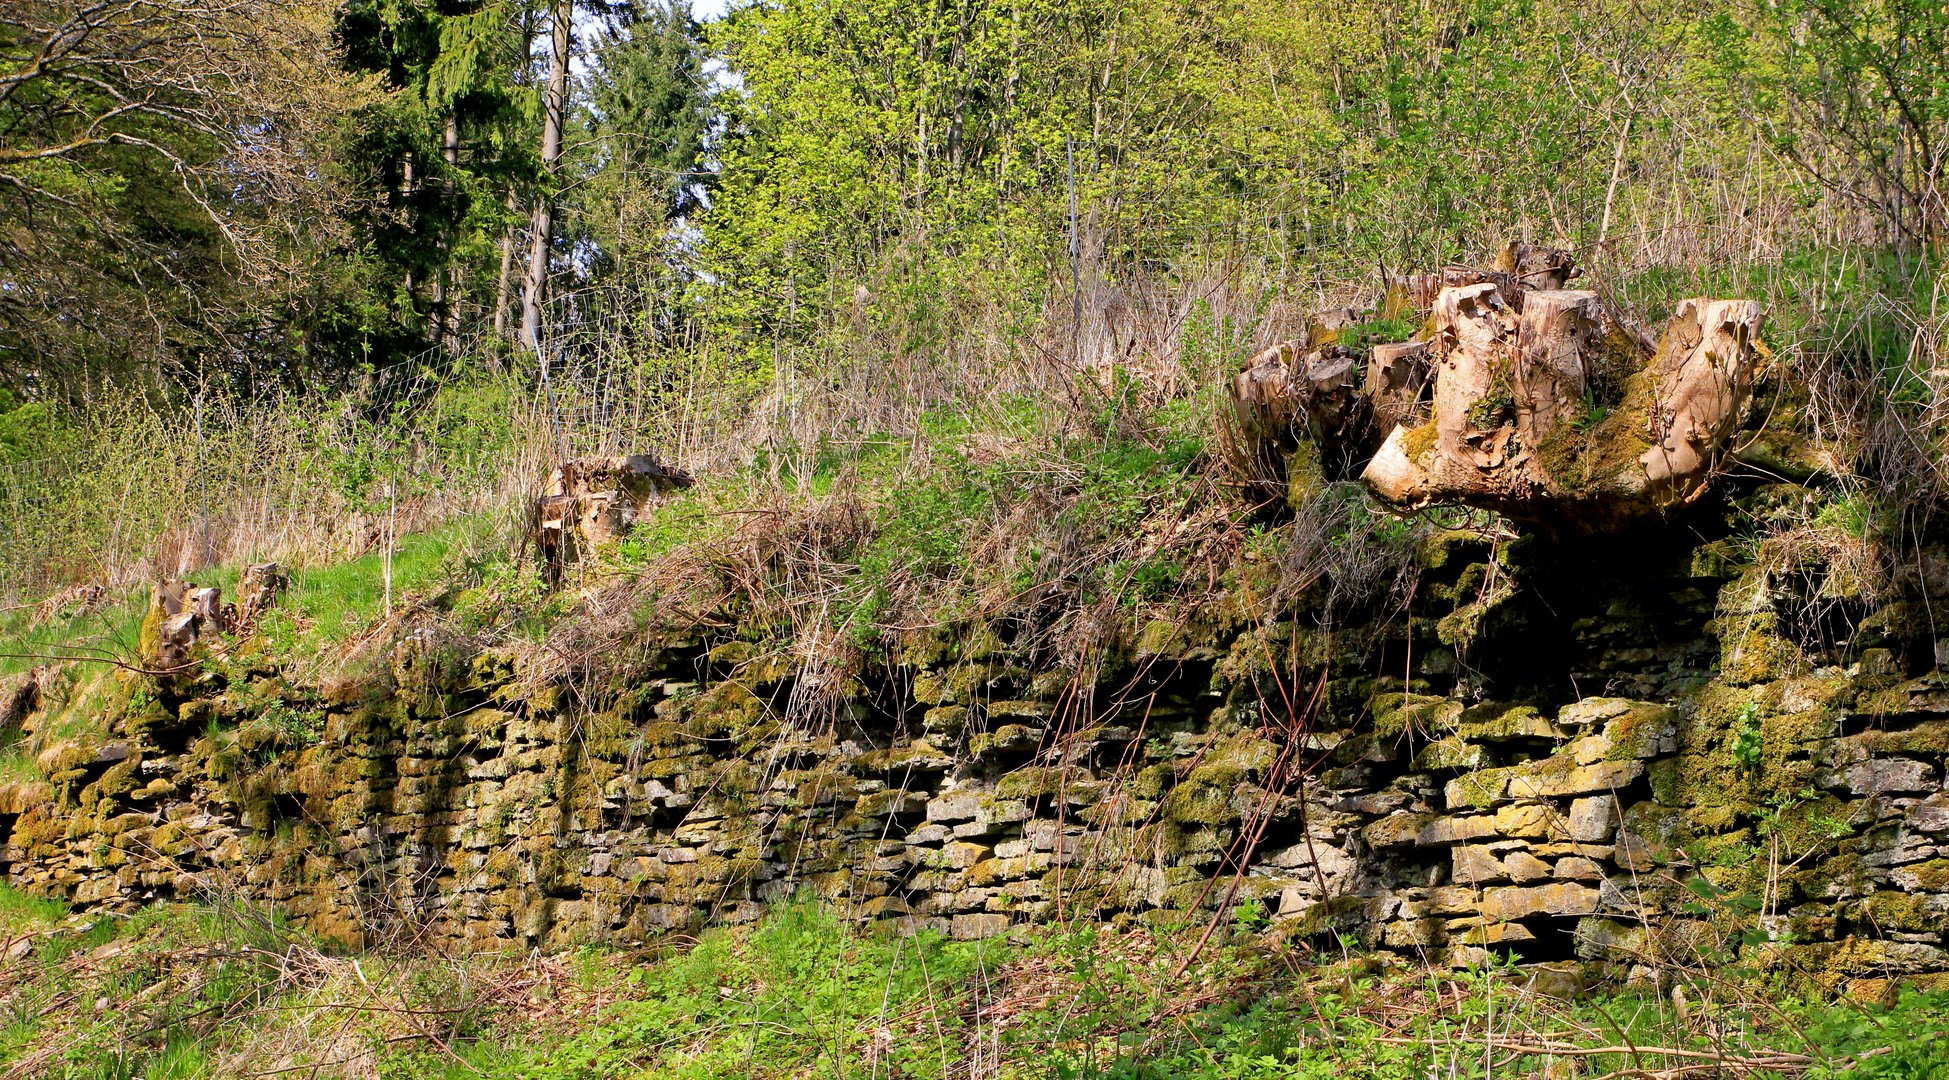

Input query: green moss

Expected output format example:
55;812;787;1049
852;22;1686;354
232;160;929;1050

1531;424;1587;490
1159;763;1245;826
1897;859;1949;891
1436;580;1515;648
1278;894;1369;938
136;591;167;667
896;627;953;669
1131;763;1174;800
970;724;1038;757
1136;619;1188;656
1201;735;1276;774
1412;736;1487;771
1844;719;1949;755
910;670;952;705
688;682;767;739
961;624;1005;661
1282;442;1326;505
1445;770;1503;810
995;766;1065;800
1402;420;1439;464
1416;530;1490;571
921;705;968;736
1601;703;1679;760
855;740;953;774
1714;571;1805;686
1455;702;1553;741
1464;383;1514;431
1370;692;1460;739
89;756;141;801
1690;539;1748;579
1646;758;1686;807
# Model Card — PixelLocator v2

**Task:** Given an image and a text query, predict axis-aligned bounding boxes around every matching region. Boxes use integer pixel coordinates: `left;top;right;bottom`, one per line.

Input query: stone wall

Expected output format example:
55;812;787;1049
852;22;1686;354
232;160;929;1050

3;520;1947;996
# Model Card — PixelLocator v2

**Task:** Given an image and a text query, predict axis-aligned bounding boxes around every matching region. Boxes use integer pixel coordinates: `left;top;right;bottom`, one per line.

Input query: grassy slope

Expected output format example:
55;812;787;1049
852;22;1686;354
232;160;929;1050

3;889;1946;1079
0;515;509;781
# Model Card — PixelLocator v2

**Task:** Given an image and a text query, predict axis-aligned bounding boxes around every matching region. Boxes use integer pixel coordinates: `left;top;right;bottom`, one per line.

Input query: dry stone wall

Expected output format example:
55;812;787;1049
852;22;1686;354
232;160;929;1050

3;524;1948;997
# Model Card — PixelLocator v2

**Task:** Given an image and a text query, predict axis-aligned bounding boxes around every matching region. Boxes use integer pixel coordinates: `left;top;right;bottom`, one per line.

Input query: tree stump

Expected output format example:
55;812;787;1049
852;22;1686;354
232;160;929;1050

1365;340;1433;431
1492;241;1579;290
143;580;224;671
1636;299;1769;505
1230;247;1766;527
536;453;694;581
1232;341;1371;450
237;562;287;627
1364;285;1764;520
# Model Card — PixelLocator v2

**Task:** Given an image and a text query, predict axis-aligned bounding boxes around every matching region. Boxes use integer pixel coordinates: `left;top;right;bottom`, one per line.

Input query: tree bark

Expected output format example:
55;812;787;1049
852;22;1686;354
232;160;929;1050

1365;339;1432;432
1362;281;1764;522
494;188;519;341
434;111;460;352
519;0;571;353
1636;299;1767;504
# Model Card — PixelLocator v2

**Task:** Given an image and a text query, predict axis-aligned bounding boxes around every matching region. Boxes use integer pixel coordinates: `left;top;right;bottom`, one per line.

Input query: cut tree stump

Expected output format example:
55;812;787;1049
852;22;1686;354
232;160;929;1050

144;580;224;671
1365;339;1433;432
1230;245;1767;527
1363;282;1764;520
536;453;693;581
1232;339;1371;450
1637;299;1768;505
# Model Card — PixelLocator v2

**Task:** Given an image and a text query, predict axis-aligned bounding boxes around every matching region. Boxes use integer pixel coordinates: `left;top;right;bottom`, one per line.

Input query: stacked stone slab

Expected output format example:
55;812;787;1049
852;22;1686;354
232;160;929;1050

3;537;1947;1002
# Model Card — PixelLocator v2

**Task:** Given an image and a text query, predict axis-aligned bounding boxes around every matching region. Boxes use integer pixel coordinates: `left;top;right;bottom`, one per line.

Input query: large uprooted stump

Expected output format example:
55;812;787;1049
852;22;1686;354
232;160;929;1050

1364;288;1765;518
536;453;693;581
1231;245;1768;526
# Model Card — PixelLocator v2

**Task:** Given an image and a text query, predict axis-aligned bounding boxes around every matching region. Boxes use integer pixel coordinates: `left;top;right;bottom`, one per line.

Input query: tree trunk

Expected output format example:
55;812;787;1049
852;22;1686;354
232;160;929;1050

1365;339;1432;432
1636;298;1766;504
1361;277;1764;522
1513;289;1602;446
434;111;460;353
402;151;416;300
494;189;518;341
519;0;570;353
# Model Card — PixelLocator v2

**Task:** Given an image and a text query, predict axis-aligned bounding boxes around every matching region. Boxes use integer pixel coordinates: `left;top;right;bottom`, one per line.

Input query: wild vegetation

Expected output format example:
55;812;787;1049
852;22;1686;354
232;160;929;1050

6;889;1949;1078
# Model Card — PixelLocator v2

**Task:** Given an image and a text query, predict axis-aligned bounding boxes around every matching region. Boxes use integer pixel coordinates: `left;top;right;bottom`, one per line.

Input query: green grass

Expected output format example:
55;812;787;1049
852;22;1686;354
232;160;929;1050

0;513;509;779
5;898;1948;1079
254;513;503;652
0;516;496;682
440;902;999;1080
0;592;148;681
0;882;68;935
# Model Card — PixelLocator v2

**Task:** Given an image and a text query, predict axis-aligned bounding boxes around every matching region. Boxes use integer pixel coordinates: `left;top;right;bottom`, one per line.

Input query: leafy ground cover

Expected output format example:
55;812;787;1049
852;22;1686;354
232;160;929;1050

3;891;1944;1079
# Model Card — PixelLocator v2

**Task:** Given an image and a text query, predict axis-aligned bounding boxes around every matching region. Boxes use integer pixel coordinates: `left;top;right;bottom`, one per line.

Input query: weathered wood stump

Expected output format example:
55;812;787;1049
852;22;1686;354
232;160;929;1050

143;580;224;671
0;669;42;744
137;565;283;672
536;453;694;581
237;562;286;627
1365;340;1433;432
1230;246;1768;526
1638;298;1769;505
1492;240;1579;290
1364;284;1765;519
1232;339;1373;469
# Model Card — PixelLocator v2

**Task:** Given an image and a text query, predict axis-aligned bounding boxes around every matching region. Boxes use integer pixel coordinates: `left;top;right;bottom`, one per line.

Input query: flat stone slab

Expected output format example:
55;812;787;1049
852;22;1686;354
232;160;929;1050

1479;882;1599;921
1447;759;1644;809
